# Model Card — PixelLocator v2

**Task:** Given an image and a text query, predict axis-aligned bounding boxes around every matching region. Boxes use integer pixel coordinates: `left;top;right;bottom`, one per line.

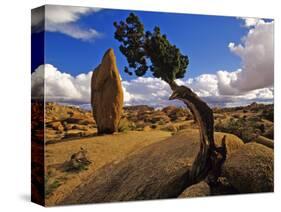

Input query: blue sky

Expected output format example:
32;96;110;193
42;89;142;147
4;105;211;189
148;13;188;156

43;9;248;79
31;5;274;107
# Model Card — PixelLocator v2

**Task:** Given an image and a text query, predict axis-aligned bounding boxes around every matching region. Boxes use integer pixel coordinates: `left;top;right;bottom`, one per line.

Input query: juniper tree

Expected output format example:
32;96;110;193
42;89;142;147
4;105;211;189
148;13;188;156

114;13;226;186
113;13;188;88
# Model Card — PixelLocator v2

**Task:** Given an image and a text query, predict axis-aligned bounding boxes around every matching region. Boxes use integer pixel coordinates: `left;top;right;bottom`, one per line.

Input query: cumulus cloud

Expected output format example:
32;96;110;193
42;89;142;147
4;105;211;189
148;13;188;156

32;64;273;108
218;19;274;95
239;17;264;28
31;64;45;99
31;17;274;108
32;5;101;41
179;75;273;107
217;69;241;95
32;64;92;104
122;75;273;108
180;74;219;97
122;77;173;107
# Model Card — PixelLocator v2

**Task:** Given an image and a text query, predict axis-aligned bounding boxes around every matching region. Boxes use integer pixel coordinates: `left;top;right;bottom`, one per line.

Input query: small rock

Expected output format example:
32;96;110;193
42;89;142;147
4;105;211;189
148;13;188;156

143;125;151;131
64;117;81;124
179;181;210;198
64;130;83;139
49;121;64;132
252;136;274;149
161;124;178;132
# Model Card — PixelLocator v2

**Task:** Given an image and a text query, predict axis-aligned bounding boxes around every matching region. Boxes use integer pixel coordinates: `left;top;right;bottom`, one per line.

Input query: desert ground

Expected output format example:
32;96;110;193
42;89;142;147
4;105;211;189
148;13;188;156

45;130;171;205
44;102;273;206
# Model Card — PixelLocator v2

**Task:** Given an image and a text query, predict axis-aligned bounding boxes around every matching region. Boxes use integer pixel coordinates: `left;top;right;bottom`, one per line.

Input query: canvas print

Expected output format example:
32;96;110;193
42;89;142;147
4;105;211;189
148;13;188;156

31;5;274;206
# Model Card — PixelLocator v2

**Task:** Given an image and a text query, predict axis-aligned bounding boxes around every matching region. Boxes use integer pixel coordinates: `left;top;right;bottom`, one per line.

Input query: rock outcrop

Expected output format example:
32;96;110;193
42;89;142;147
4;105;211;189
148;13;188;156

222;143;273;193
45;102;96;143
252;136;274;149
60;129;244;205
91;48;124;134
214;133;244;157
179;181;210;198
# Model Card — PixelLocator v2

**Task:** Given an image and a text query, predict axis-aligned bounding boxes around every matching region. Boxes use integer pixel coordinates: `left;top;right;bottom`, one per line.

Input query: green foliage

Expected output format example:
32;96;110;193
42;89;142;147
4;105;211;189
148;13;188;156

118;118;136;132
46;180;61;197
61;148;91;173
215;118;261;142
114;13;189;84
158;120;166;125
161;124;178;132
63;161;90;172
150;124;157;129
45;176;62;197
261;109;274;122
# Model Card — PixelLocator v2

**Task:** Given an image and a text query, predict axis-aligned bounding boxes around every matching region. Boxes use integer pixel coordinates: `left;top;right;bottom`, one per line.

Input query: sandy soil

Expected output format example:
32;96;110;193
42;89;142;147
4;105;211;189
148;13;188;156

45;130;172;206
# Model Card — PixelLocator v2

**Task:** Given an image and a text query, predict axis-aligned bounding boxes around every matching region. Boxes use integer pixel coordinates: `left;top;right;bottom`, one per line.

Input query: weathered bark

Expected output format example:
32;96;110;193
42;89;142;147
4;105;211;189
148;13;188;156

168;80;226;185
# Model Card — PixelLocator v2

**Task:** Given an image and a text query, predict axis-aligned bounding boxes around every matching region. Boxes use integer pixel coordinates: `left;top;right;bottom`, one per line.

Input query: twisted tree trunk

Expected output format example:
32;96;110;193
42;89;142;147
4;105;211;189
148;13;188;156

168;80;226;185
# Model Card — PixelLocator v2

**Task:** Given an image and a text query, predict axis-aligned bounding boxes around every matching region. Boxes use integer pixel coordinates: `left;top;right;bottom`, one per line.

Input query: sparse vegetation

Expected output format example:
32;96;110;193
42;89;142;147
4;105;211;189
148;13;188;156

62;147;91;172
214;104;274;142
261;109;274;122
63;162;89;172
118;118;136;132
45;130;172;205
161;124;178;132
45;180;61;197
215;117;260;142
46;102;273;144
158;120;166;125
45;176;62;197
44;101;273;205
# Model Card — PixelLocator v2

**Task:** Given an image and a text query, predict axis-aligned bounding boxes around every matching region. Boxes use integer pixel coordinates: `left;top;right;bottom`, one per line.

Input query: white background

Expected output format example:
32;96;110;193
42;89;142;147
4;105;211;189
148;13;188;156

0;0;279;211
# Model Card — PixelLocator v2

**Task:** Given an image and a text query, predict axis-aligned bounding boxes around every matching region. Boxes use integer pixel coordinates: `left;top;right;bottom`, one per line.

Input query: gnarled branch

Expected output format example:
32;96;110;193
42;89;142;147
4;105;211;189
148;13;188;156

168;81;226;185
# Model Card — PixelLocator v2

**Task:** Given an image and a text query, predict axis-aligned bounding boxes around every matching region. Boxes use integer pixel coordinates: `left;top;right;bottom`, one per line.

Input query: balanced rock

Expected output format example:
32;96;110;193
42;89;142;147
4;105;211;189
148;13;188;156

91;48;123;134
222;143;273;193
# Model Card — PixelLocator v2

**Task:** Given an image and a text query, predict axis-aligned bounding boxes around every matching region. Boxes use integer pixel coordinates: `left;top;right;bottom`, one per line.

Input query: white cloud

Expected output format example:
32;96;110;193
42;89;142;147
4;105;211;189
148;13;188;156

32;64;273;108
31;64;45;99
44;6;99;24
46;23;101;41
32;64;92;103
179;75;273;107
181;74;219;97
32;5;101;41
122;77;172;107
239;17;264;28
122;75;273;108
217;69;241;95
219;19;274;95
31;18;274;108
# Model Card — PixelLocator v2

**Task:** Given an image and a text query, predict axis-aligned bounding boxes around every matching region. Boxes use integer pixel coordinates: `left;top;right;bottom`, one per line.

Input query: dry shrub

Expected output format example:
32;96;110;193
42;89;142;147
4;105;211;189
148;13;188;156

118;118;136;132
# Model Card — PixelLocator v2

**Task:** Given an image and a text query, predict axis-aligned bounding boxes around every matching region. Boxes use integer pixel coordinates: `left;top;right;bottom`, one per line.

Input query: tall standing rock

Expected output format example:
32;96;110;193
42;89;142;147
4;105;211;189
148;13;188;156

91;48;123;134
